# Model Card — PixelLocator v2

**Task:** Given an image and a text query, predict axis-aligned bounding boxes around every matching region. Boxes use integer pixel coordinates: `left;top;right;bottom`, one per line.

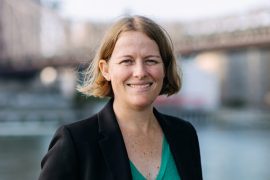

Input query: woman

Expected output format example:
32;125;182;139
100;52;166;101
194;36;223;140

39;15;202;180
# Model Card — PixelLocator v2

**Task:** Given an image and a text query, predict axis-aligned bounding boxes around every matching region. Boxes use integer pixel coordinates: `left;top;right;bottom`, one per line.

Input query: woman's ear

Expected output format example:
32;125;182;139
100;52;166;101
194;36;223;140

99;59;111;81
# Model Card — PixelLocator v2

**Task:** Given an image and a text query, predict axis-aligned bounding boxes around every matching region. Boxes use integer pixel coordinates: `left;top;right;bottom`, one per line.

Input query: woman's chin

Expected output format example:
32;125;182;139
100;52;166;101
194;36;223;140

128;96;156;110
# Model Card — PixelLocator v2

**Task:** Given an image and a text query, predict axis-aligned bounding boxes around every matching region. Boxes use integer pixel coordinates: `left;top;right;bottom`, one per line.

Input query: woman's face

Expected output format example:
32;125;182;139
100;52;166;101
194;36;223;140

100;31;165;110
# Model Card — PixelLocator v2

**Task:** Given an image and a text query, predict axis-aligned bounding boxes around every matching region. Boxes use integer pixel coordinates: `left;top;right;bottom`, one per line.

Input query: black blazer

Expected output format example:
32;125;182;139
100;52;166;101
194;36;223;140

39;99;203;180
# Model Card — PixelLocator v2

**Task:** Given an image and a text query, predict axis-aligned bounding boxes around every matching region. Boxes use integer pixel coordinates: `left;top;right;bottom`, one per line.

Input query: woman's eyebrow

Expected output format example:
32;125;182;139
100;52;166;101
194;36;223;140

114;54;133;59
144;55;162;59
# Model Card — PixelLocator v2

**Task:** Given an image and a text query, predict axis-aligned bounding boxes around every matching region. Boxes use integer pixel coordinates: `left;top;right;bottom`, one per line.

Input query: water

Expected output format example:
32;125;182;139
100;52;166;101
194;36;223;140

0;125;270;180
198;126;270;180
0;135;51;180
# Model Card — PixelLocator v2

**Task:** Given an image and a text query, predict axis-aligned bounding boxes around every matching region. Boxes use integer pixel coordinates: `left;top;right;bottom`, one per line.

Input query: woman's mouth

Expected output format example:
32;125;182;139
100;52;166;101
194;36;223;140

127;82;153;88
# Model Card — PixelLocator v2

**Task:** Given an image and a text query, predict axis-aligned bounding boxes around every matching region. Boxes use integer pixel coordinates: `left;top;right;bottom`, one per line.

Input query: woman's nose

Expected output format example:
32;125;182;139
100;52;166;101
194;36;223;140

133;62;148;79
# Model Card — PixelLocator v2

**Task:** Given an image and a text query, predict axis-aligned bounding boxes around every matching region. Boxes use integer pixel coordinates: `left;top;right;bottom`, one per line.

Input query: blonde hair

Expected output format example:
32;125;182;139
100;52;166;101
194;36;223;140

77;15;182;97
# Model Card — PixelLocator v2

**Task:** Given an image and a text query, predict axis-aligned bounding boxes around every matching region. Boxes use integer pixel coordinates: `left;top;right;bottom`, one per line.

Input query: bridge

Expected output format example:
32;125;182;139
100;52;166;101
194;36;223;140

176;8;270;55
1;0;270;72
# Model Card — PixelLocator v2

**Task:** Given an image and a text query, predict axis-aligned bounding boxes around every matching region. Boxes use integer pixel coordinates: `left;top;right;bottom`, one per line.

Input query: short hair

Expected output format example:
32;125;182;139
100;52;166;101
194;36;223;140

77;15;182;97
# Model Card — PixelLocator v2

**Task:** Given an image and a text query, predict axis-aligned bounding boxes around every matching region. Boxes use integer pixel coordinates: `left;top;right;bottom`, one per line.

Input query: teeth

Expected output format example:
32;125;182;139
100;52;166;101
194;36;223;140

128;83;151;88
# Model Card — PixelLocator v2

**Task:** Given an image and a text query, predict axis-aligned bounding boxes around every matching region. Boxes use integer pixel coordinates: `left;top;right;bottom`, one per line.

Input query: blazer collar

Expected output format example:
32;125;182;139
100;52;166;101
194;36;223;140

97;98;132;180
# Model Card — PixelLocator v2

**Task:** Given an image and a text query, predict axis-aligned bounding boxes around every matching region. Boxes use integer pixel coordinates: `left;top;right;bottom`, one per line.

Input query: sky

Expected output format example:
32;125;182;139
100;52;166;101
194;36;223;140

59;0;270;22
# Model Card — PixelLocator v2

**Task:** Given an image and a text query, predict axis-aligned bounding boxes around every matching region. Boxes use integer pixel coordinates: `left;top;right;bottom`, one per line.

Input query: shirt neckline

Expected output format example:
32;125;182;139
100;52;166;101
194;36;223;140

129;136;170;180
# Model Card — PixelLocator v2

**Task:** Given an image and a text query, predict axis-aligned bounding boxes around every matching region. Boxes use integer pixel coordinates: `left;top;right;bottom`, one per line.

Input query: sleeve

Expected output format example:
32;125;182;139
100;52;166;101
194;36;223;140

38;126;79;180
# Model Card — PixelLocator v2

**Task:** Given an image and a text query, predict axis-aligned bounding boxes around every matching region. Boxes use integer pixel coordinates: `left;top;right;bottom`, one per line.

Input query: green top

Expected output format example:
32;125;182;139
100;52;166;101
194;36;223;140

129;137;181;180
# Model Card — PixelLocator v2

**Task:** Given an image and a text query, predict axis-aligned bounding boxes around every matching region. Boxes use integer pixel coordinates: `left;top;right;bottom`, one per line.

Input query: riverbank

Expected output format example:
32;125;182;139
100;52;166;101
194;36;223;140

1;107;270;136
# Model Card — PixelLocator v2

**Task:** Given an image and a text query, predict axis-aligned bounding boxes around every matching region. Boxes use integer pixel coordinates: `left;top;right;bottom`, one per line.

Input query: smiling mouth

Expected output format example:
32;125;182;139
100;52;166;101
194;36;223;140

127;82;153;88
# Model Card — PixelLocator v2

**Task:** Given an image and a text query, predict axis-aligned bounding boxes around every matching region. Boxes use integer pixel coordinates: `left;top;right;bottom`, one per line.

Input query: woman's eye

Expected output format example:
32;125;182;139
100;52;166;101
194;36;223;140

120;59;133;65
145;59;158;65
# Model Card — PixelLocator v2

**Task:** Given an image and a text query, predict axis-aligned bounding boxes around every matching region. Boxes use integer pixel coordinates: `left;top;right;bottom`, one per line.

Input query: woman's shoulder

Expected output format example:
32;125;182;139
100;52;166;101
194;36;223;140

66;113;99;130
162;113;192;125
156;110;197;133
55;113;100;143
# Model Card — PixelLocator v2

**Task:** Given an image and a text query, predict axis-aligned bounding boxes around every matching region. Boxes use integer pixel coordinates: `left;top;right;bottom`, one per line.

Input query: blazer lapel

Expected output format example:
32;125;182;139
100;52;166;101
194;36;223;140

154;108;191;180
98;99;132;180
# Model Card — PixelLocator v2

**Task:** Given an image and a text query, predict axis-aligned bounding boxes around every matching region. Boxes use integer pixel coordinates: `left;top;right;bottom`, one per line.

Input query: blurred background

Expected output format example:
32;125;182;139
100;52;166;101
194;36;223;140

1;0;270;179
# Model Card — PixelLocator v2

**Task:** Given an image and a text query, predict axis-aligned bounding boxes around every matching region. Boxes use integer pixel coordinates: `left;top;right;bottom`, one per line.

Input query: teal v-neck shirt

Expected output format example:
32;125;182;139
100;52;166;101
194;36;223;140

129;137;181;180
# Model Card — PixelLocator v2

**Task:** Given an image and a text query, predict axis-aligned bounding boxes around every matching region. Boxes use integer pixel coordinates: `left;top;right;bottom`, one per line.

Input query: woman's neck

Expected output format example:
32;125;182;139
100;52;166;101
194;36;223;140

113;100;157;134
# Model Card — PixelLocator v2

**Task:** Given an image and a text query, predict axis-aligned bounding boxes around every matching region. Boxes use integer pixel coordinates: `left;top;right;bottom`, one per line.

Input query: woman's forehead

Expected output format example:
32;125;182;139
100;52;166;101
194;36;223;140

111;31;160;57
